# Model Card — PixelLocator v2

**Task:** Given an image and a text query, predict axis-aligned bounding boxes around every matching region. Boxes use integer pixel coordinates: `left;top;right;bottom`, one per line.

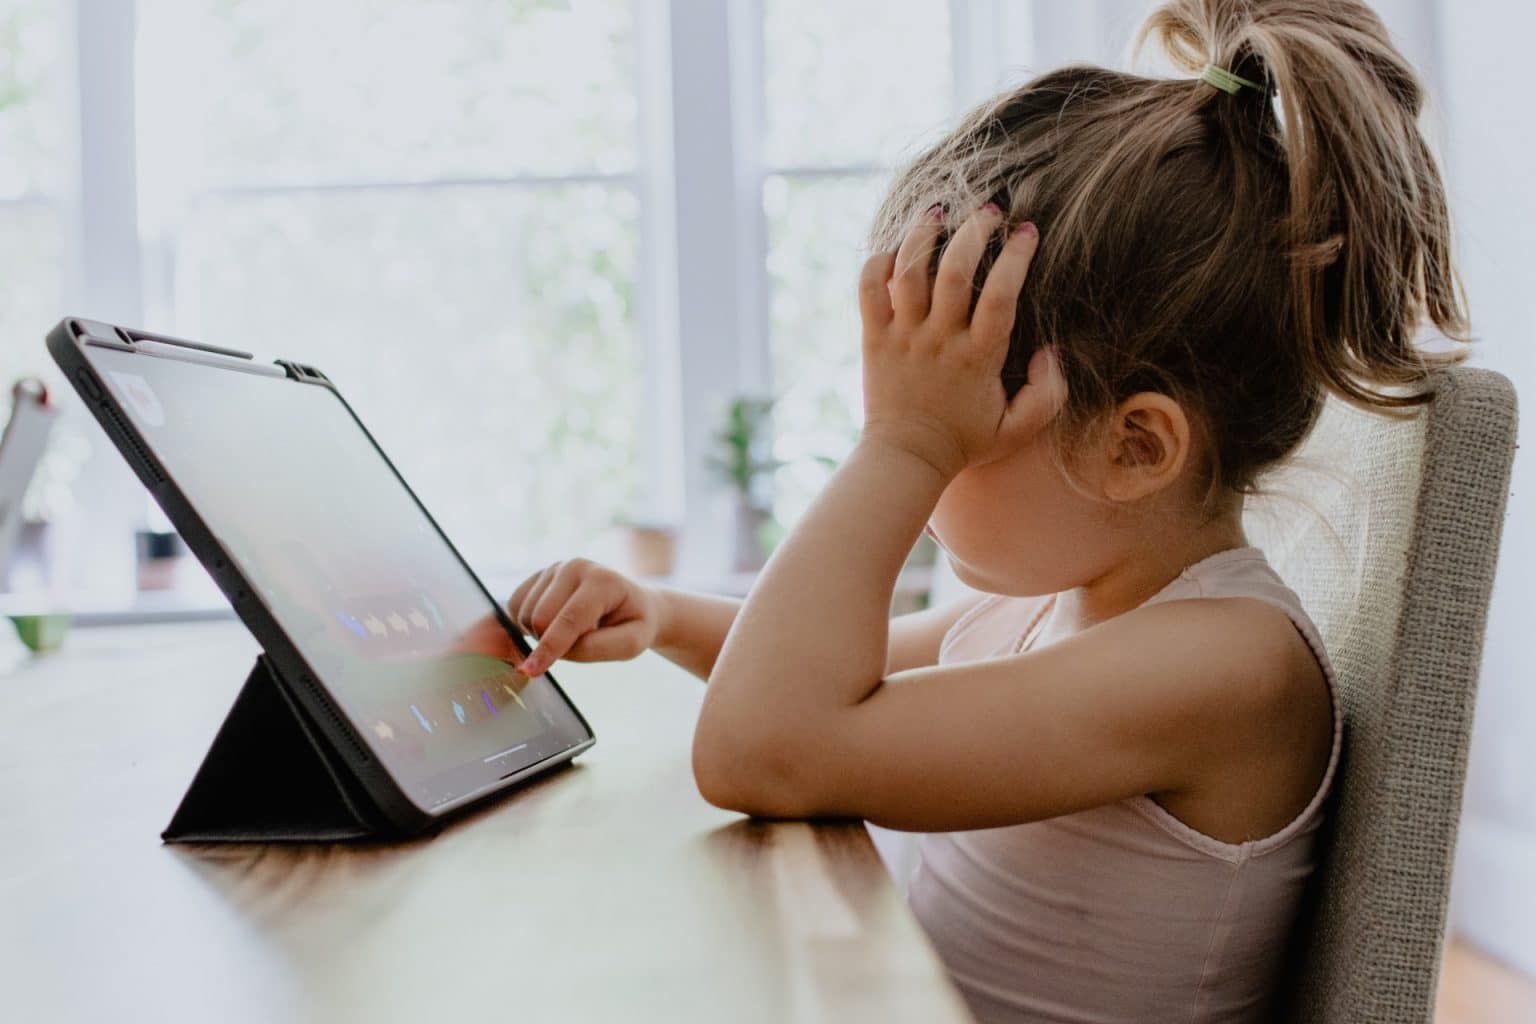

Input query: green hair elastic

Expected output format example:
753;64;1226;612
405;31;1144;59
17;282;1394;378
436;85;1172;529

1199;62;1264;95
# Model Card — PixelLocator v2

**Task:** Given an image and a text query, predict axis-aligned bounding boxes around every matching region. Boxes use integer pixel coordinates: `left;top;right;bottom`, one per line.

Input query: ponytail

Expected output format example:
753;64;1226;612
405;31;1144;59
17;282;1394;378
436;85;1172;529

1139;0;1468;408
871;0;1466;496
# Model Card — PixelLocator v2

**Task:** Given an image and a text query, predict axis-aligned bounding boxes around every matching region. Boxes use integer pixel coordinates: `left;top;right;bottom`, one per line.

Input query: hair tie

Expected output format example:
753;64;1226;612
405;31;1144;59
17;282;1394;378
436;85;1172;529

1199;63;1264;95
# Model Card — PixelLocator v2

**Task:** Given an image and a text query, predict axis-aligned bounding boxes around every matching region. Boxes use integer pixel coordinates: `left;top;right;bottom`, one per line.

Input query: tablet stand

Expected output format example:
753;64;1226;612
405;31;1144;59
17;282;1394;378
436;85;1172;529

162;656;388;843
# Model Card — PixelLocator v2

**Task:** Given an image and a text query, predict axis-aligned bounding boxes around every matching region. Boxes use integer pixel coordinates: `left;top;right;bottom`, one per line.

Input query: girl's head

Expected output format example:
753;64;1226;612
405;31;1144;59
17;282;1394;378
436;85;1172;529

876;0;1468;594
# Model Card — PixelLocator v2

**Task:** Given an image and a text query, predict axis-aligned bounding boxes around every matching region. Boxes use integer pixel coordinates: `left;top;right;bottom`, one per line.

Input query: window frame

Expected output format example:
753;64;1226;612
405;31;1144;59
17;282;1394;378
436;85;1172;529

727;0;1033;534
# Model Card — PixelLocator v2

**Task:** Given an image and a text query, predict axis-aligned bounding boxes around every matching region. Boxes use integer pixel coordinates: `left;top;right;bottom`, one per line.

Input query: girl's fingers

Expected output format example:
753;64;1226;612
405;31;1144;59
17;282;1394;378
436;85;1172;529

970;221;1039;346
521;582;602;675
1000;345;1068;439
889;204;946;322
565;619;651;663
930;203;1005;327
858;251;896;330
510;565;556;632
507;566;549;619
526;564;584;637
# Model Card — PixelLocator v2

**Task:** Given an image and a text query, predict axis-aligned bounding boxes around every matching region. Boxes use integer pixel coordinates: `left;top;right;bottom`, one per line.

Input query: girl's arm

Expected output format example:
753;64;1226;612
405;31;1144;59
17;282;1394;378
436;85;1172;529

700;581;1321;832
651;583;983;681
650;589;979;680
649;587;740;679
508;562;981;683
692;205;1324;835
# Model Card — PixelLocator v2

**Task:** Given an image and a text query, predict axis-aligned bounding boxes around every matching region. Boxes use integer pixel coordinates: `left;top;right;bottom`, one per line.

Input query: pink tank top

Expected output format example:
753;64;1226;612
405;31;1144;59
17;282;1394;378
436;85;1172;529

908;546;1341;1023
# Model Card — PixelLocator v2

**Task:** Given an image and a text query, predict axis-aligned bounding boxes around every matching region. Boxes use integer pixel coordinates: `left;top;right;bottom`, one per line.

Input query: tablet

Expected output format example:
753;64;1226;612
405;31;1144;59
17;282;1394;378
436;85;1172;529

50;318;594;833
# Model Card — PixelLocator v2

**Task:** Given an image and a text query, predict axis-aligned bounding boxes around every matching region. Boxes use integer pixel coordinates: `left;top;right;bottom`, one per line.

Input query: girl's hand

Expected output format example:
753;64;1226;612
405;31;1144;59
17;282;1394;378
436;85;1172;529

857;203;1066;478
507;559;661;676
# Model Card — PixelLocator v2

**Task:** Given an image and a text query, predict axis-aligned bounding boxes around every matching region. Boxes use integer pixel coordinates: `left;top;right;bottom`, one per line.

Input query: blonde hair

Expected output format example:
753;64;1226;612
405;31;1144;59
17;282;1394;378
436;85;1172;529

869;0;1467;496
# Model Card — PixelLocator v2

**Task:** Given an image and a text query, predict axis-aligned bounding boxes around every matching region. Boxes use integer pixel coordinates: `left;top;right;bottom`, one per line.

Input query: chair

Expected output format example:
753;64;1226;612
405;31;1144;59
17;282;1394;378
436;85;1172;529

1245;367;1519;1023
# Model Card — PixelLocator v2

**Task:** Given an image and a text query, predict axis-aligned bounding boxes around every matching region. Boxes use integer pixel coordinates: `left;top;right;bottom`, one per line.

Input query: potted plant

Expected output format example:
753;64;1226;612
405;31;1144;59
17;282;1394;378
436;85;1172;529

614;517;679;578
707;396;782;572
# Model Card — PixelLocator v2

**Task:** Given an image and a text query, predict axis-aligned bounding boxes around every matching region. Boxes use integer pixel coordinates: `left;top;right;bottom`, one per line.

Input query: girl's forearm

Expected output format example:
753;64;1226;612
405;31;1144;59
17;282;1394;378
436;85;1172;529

702;440;947;725
645;583;964;684
648;587;743;681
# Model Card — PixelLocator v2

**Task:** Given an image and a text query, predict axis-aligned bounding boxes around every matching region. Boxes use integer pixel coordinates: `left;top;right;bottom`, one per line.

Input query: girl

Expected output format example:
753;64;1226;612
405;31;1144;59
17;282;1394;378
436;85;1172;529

508;0;1465;1019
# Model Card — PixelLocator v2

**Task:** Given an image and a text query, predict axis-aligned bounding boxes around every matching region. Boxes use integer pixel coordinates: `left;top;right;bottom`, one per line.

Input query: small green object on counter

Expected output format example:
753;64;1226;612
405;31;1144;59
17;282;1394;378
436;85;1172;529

9;613;72;653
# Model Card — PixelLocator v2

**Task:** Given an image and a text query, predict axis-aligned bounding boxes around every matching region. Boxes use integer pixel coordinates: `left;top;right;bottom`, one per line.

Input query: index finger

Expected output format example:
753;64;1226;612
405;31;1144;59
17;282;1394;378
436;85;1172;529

519;587;602;676
970;221;1039;345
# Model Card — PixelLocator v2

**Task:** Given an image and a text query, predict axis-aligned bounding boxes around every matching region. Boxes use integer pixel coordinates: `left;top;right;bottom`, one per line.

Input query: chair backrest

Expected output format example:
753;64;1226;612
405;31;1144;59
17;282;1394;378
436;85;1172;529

1244;367;1518;1024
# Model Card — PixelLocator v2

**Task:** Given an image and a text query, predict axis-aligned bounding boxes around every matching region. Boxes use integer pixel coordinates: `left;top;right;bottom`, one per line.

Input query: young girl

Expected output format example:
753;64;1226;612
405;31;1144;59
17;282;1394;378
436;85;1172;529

508;0;1464;1018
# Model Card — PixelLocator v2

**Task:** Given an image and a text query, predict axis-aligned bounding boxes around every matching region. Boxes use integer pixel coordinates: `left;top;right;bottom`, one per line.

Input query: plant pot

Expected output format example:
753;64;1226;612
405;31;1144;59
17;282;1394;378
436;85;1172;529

622;523;678;578
733;502;772;573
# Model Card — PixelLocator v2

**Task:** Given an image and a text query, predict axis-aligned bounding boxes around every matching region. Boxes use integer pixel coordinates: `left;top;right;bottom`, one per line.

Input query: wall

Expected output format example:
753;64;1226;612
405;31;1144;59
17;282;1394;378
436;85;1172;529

1433;0;1536;975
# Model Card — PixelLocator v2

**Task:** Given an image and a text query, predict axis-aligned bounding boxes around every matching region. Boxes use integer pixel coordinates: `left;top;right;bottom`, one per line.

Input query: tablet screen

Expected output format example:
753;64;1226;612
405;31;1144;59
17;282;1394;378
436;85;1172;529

90;346;591;813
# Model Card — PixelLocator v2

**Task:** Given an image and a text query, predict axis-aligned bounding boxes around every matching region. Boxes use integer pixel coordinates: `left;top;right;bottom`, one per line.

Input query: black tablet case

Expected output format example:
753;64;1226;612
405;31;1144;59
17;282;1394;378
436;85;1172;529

51;317;592;845
162;656;392;843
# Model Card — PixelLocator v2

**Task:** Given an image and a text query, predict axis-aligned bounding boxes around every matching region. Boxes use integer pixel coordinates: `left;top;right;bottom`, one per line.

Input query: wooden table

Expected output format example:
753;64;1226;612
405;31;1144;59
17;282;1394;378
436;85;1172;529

0;621;970;1023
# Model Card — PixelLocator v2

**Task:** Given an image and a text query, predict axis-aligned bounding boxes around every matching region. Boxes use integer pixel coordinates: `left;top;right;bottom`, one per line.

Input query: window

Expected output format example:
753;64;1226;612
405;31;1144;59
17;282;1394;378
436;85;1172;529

0;0;87;554
11;0;1030;609
0;0;65;385
758;0;955;524
134;0;644;574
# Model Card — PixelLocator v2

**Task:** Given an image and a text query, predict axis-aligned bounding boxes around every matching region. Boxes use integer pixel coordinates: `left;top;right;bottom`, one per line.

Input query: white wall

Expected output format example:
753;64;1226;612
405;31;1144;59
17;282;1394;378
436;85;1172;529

1432;0;1536;975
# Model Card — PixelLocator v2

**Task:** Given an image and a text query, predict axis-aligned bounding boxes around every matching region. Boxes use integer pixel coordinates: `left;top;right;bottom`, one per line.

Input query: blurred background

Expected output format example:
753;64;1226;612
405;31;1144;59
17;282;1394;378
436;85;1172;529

0;0;1531;1001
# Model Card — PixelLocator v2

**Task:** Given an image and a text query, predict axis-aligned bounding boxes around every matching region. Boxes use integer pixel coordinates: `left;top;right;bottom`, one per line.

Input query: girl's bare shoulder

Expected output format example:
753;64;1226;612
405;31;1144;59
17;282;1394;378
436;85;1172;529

1115;596;1335;842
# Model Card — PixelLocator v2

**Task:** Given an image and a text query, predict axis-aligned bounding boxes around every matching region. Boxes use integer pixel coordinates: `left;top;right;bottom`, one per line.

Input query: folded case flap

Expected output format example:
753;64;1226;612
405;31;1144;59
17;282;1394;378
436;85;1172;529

162;656;389;843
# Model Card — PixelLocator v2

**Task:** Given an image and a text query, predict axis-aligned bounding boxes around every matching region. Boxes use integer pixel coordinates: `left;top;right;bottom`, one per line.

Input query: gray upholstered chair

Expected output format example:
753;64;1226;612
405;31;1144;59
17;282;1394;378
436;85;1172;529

1245;367;1519;1023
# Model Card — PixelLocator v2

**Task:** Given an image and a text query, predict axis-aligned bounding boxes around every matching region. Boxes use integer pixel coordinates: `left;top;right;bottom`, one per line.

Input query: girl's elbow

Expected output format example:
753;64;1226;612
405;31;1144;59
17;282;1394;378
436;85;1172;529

691;722;816;818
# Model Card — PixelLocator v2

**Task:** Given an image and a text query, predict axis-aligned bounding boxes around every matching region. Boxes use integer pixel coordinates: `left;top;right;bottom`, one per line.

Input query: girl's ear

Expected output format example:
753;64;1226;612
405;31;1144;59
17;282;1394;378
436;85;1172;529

1100;392;1191;502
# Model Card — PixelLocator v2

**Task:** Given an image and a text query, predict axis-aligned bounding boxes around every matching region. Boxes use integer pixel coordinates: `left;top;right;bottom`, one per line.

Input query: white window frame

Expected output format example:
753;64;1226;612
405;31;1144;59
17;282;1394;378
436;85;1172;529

57;0;146;603
653;0;1033;575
